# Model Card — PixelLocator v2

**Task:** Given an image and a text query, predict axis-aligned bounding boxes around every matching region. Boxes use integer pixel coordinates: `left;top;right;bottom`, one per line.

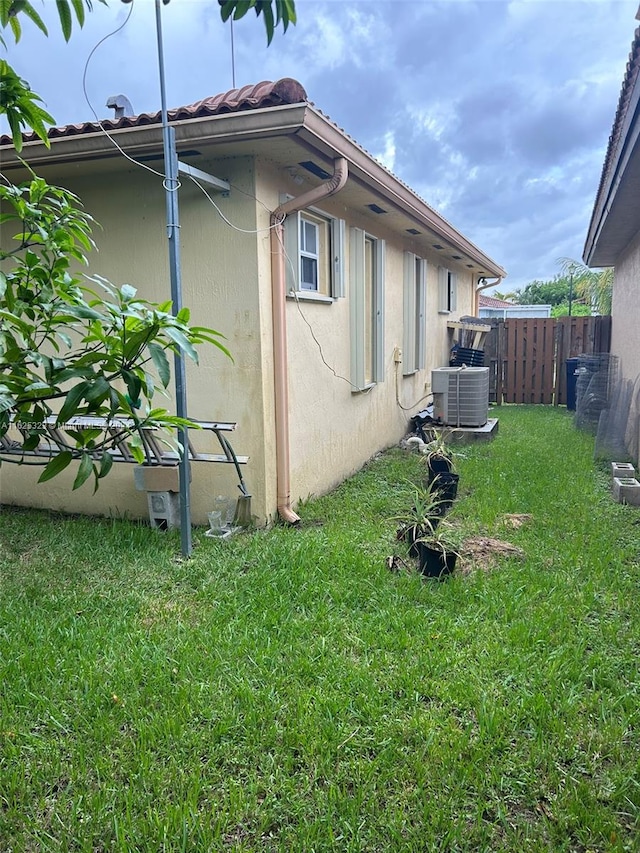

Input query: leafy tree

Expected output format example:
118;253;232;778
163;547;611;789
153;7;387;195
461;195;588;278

0;0;296;489
514;276;572;307
551;302;591;319
557;257;613;316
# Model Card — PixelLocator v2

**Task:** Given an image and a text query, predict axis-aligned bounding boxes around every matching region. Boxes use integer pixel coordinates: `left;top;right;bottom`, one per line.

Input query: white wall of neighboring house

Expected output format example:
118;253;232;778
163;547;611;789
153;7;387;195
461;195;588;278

479;305;552;319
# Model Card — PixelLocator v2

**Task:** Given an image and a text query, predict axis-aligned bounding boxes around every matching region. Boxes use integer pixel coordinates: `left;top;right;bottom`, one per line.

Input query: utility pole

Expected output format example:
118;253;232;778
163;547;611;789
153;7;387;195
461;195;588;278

155;0;192;557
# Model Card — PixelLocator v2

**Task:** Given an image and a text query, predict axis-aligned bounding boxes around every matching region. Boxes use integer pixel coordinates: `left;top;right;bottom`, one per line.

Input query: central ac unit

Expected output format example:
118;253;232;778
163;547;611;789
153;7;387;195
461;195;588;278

431;366;489;427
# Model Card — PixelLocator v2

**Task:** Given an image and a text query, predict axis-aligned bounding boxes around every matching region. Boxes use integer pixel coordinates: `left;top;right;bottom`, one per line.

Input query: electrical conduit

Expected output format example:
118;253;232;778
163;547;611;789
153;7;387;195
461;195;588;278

270;157;349;524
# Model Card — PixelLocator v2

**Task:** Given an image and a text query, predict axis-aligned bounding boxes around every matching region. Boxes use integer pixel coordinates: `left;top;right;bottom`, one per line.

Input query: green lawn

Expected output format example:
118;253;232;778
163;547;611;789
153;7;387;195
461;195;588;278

1;405;639;852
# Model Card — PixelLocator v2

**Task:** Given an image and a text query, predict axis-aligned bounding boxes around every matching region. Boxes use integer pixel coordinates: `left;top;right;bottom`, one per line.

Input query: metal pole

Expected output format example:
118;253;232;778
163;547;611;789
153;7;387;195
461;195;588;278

568;271;573;317
155;0;192;556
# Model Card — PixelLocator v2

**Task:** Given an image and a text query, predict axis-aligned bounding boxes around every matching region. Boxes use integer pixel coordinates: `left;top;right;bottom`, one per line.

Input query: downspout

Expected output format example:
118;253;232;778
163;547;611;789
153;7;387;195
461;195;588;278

475;275;502;316
270;157;349;524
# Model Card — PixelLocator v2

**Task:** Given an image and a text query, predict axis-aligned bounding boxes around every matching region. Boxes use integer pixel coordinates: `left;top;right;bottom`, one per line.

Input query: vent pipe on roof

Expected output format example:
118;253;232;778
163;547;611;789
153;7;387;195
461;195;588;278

106;94;134;118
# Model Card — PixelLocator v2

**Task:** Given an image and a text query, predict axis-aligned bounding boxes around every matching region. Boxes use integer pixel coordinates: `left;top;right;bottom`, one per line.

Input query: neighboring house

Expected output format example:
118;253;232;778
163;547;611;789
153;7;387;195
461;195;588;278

583;15;640;462
478;294;552;319
0;78;505;525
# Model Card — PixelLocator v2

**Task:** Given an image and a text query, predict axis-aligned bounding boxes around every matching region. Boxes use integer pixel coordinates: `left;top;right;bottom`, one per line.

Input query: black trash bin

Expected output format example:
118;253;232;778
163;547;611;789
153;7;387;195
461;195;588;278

566;357;579;411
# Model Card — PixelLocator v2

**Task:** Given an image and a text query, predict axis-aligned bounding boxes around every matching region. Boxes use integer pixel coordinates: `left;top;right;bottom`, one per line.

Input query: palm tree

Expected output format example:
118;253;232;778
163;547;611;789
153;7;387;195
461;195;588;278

557;258;613;315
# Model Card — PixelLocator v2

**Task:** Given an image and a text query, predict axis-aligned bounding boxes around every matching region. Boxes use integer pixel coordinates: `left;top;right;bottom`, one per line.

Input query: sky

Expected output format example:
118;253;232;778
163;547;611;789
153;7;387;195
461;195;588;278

2;0;637;292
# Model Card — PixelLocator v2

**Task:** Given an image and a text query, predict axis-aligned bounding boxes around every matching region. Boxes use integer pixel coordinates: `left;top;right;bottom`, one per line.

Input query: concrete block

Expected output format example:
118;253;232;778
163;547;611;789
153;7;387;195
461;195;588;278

134;464;180;493
147;490;181;529
611;462;635;481
612;477;640;506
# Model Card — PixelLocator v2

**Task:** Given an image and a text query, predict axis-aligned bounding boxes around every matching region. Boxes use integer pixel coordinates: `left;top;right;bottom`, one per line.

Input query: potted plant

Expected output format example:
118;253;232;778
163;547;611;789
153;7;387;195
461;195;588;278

413;520;461;580
422;429;455;481
421;429;460;510
394;483;445;558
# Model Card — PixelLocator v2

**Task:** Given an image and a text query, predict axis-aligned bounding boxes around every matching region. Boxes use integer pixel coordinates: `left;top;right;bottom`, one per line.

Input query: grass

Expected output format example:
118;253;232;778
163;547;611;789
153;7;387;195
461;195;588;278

1;404;639;852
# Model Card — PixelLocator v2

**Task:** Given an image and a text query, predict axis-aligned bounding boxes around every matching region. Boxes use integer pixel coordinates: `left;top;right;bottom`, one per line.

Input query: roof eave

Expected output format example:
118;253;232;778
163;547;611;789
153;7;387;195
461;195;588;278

584;27;640;268
1;101;506;277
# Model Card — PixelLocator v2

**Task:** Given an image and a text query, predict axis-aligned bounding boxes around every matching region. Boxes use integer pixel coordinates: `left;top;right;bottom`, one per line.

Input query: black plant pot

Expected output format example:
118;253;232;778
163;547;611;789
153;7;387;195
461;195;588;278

426;454;453;485
399;519;441;558
430;472;460;515
417;543;457;579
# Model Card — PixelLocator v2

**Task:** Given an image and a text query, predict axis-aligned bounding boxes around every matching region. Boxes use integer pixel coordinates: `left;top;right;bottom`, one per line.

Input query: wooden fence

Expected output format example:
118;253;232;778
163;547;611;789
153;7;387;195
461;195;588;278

483;316;612;405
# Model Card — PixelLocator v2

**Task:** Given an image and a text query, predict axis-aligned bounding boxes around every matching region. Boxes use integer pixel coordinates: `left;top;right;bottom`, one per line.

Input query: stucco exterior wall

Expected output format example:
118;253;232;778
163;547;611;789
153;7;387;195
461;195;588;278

256;163;475;505
1;147;480;525
610;229;640;467
611;228;640;383
0;155;274;524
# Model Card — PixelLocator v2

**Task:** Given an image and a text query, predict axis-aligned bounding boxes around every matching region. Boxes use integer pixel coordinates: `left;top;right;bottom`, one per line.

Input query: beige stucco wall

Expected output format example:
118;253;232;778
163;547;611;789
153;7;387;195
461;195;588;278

1;149;478;524
610;228;640;466
611;228;640;382
257;163;475;506
0;154;276;524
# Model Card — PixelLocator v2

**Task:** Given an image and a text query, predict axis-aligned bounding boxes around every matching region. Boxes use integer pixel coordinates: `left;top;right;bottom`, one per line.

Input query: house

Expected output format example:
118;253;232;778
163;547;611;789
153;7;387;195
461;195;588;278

0;78;506;525
583;12;640;462
478;294;552;319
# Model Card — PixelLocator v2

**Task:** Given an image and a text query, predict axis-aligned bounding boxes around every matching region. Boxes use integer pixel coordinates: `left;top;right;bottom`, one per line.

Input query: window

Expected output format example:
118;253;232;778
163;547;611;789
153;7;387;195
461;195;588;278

438;266;457;313
350;227;385;390
300;217;319;290
283;206;345;299
403;253;427;375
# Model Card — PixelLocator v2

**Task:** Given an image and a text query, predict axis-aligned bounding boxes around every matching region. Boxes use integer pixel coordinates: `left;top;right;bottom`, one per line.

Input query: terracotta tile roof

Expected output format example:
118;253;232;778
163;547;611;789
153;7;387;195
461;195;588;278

587;26;640;235
2;76;505;275
479;294;514;308
3;77;308;144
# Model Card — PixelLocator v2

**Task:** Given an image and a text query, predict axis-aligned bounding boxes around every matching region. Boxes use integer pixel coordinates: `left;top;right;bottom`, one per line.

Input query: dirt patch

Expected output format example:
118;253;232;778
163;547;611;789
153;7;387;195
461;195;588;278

501;513;533;528
458;536;525;574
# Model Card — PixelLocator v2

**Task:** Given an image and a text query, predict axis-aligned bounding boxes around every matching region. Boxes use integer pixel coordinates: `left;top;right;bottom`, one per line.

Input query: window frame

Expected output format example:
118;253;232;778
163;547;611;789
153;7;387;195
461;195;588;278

438;266;458;314
350;227;385;391
403;252;427;375
282;200;345;301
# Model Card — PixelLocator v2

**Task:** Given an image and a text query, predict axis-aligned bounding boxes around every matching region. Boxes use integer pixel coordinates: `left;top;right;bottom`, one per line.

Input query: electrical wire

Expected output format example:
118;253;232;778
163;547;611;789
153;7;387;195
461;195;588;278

276;228;372;393
81;0;173;185
394;361;434;412
187;175;281;234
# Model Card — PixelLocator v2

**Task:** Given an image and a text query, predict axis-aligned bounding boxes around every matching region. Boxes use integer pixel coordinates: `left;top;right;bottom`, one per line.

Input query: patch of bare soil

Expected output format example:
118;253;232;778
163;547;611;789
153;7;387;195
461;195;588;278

501;513;533;528
458;536;525;574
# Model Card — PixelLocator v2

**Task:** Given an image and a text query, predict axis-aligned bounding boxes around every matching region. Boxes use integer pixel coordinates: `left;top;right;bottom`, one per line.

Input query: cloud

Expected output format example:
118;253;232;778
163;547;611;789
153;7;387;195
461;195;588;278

2;0;636;288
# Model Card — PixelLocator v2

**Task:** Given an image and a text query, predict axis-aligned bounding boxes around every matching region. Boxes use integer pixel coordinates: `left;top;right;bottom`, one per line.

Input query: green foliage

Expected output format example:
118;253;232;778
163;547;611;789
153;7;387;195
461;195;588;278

551;301;591;318
0;0;297;488
0;59;55;151
218;0;296;44
515;259;613;316
558;256;613;316
0;175;230;490
1;408;639;849
514;276;571;306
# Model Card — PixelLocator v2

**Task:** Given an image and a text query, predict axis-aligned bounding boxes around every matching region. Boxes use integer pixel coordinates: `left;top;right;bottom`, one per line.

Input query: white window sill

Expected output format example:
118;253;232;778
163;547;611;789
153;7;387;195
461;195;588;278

351;382;376;395
438;309;451;315
287;290;335;305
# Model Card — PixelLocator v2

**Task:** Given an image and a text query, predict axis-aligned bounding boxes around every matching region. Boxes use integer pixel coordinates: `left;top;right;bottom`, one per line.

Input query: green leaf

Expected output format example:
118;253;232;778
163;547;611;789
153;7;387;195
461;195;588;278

148;343;171;388
164;326;198;363
69;0;85;27
38;450;73;483
72;452;94;490
55;0;72;40
97;451;113;480
57;381;89;425
120;283;137;301
19;1;48;36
